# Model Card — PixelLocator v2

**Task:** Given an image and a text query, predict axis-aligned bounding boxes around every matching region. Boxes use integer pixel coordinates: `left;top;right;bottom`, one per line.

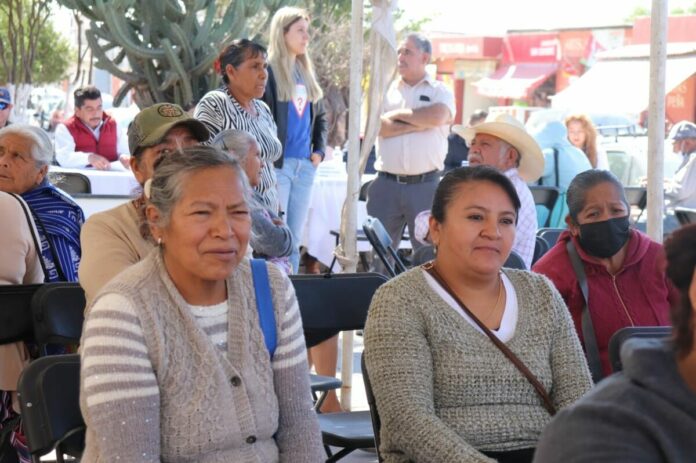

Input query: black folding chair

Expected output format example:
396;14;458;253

31;283;85;356
0;284;43;345
411;245;435;266
608;326;672;373
17;354;84;463
624;186;647;223
362;216;408;278
503;250;526;270
47;172;92;195
529;186;560;228
361;352;383;462
291;272;388;462
675;207;696;225
537;227;565;247
532;235;550;266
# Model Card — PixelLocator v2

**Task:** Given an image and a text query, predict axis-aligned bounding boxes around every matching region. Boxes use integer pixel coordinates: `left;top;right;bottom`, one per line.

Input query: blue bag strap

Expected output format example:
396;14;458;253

250;259;277;358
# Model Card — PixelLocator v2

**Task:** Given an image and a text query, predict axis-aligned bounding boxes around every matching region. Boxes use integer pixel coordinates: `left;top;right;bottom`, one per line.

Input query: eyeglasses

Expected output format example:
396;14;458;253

0;103;9;110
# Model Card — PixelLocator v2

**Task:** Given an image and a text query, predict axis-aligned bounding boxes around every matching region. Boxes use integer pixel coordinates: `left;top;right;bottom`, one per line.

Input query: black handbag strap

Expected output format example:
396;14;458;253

423;262;557;416
9;193;49;282
566;240;603;381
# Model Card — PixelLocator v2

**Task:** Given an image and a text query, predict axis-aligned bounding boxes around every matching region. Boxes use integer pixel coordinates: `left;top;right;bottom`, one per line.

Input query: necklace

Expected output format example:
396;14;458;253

482;275;504;327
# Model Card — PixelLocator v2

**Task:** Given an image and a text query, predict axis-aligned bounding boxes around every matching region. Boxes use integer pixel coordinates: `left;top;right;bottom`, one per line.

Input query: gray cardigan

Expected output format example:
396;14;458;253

364;267;592;463
79;251;323;462
534;338;696;463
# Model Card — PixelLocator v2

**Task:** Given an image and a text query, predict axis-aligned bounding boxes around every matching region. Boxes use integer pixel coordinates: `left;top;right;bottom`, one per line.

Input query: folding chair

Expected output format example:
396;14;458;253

362;216;408;278
411;245;435;266
47;172;92;195
361;352;383;462
624;186;647;223
532;235;550;266
291;272;388;462
529;186;560;228
503;250;526;270
537;227;565;247
30;283;85;356
608;326;672;373
675;207;696;225
17;354;84;463
0;284;43;345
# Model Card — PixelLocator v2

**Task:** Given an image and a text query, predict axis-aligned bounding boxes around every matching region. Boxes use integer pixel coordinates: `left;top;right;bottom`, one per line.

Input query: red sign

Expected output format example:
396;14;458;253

431;36;502;59
502;33;560;64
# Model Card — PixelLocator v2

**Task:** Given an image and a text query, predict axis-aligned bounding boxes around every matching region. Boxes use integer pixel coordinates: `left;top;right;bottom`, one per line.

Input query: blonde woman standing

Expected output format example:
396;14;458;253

565;114;609;170
263;6;327;275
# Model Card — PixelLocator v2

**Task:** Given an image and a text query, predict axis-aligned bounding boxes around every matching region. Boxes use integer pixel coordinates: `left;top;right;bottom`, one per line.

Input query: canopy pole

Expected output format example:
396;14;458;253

646;0;667;241
339;0;364;410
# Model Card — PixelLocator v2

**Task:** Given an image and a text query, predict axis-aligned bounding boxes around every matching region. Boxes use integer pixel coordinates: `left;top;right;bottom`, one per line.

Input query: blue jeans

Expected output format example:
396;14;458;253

275;157;317;272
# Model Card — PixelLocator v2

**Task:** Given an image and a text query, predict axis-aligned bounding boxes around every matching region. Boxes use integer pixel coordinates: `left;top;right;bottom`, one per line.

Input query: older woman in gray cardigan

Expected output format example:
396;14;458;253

79;146;323;462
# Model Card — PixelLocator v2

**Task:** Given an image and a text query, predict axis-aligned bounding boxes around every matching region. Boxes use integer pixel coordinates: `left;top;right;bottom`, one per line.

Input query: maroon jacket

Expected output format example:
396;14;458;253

64;113;118;161
533;229;674;376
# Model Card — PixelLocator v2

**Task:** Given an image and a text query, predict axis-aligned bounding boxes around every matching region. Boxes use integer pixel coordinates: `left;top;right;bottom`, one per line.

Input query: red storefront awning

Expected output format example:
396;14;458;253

474;62;558;100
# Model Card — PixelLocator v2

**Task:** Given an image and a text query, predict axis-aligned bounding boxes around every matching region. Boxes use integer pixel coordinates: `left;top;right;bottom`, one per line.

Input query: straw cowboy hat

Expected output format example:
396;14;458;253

452;113;545;182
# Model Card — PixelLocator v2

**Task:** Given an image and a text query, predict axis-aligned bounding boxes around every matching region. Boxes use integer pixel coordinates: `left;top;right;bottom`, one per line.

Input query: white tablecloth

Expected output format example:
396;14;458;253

50;166;140;196
301;161;376;267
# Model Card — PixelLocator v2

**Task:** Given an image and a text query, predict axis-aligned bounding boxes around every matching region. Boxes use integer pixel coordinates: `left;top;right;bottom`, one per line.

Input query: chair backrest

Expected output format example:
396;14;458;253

532;235;550;266
17;354;85;460
675;207;696;226
624;186;647;222
48;172;92;195
411;245;435;266
362;216;407;277
31;283;85;350
537;227;565;247
503;250;526;270
361;351;383;462
0;284;43;345
608;326;672;372
359;179;373;202
291;273;388;332
529;186;560;228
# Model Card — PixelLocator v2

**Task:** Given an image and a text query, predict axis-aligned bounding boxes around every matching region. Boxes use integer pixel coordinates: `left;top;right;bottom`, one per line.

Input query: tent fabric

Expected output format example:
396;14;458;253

551;56;696;114
473;62;558;100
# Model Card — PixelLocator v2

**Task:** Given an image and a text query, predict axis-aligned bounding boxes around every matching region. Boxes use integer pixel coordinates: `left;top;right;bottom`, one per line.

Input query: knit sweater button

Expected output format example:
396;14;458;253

230;376;241;387
246;435;256;444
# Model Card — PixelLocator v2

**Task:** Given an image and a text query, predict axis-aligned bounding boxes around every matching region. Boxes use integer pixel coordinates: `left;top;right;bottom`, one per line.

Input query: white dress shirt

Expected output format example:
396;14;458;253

669;152;696;208
54;118;130;168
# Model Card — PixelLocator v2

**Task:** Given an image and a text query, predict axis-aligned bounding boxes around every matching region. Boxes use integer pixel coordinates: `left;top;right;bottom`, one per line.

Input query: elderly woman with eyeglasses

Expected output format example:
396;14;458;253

0;124;84;282
79;146;323;462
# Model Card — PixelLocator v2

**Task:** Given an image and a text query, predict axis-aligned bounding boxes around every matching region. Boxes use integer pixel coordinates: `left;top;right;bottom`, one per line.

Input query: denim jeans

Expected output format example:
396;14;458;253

275;157;317;272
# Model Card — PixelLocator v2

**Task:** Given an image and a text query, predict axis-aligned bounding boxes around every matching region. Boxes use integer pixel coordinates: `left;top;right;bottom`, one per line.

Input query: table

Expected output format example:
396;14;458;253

72;194;132;219
50;166;140;196
300;161;419;269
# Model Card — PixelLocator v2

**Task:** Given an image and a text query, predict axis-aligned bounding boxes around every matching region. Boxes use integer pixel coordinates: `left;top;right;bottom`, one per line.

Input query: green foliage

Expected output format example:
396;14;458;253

31;22;72;84
56;0;292;108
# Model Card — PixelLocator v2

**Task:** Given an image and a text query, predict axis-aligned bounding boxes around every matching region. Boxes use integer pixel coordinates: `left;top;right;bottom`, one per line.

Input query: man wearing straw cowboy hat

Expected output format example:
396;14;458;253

454;113;545;268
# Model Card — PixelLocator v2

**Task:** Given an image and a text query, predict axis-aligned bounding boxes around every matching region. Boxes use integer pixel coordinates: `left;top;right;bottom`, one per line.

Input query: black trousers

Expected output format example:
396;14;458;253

482;448;535;463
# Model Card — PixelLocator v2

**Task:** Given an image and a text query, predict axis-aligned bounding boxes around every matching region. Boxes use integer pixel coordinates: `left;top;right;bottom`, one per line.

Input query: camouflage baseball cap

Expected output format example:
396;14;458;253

127;103;210;154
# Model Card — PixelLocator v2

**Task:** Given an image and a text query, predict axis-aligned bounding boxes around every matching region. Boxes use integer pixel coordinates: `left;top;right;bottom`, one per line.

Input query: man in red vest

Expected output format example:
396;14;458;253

55;86;130;170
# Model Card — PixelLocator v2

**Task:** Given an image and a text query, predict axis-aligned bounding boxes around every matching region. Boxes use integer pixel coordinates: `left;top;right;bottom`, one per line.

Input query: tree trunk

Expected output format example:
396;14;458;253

7;83;34;124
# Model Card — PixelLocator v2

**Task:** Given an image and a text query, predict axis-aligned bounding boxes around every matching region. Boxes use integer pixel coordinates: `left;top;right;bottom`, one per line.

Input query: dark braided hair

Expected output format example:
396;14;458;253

664;224;696;358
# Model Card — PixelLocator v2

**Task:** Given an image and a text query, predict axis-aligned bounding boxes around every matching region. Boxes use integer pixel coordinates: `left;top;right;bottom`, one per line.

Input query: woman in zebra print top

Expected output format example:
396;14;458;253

195;39;282;214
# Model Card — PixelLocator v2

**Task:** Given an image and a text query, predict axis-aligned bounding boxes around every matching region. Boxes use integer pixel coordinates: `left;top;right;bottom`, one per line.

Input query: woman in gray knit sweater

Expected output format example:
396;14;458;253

79;146;323;462
364;166;592;463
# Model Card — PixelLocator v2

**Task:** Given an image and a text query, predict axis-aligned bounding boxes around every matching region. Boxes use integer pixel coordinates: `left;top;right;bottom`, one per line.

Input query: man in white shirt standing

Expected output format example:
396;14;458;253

454;114;544;268
54;86;130;170
368;33;455;254
667;120;696;209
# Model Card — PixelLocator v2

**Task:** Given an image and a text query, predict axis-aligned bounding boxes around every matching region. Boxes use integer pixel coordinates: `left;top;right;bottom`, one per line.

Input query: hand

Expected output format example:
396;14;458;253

119;154;132;170
310;152;322;167
88;153;111;170
272;217;285;226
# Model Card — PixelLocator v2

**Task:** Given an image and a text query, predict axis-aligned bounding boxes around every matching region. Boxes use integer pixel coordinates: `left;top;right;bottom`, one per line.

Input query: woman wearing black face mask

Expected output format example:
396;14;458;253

533;170;675;379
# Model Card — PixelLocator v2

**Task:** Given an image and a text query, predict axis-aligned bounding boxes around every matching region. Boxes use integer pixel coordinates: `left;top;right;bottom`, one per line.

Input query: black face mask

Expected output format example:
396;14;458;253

577;216;630;258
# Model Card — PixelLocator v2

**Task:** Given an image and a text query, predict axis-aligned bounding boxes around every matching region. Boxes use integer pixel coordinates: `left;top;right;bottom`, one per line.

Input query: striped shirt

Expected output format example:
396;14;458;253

505;168;537;268
195;88;283;214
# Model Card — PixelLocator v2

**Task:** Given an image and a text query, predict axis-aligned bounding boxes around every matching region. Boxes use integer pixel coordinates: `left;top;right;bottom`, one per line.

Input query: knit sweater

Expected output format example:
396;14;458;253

364;268;593;463
79;250;324;462
534;339;696;463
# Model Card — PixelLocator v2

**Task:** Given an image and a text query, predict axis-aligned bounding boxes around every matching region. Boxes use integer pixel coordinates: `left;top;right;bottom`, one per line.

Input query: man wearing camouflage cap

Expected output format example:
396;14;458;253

79;103;209;306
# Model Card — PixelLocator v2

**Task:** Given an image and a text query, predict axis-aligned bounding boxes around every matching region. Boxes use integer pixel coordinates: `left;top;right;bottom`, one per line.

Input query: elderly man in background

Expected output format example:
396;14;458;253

0;87;13;129
456;113;544;268
55;86;130;170
367;32;455;254
667;120;696;209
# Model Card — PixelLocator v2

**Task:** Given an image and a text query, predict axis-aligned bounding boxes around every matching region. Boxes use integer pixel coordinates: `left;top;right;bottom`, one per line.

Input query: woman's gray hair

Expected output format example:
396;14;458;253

211;129;259;164
0;124;54;167
566;169;628;222
147;145;251;230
